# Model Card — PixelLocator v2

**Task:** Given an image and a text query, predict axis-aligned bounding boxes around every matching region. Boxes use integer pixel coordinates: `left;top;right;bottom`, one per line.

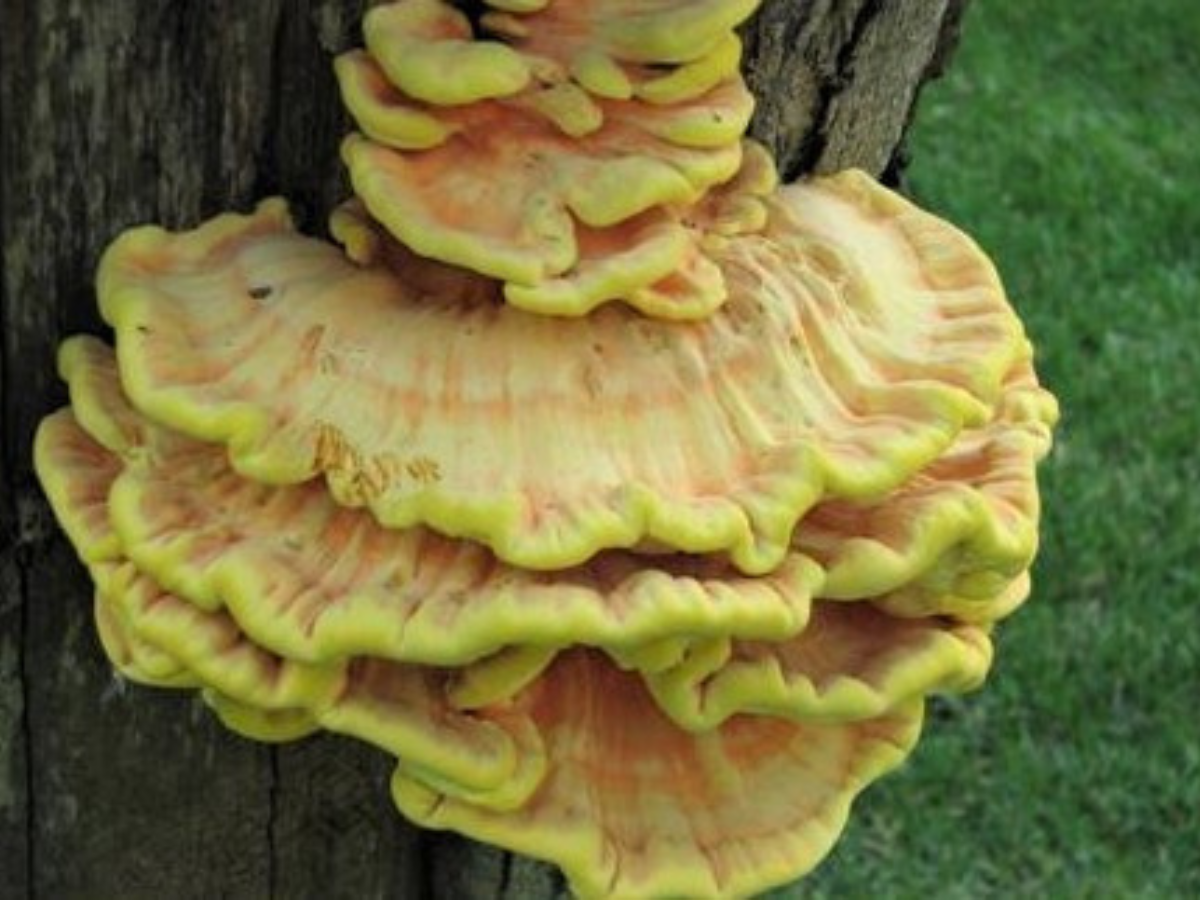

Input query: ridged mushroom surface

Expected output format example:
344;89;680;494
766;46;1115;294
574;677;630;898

394;651;923;899
38;340;999;731
30;3;1059;892
97;172;1029;575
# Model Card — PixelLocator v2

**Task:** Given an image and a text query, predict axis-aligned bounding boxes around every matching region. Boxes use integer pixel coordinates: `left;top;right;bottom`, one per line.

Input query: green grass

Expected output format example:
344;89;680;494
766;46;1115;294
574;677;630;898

772;1;1200;895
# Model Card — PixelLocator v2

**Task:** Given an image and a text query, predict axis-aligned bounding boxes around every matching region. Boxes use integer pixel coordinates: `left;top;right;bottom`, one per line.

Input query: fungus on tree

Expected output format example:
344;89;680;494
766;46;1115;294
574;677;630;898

35;1;1057;896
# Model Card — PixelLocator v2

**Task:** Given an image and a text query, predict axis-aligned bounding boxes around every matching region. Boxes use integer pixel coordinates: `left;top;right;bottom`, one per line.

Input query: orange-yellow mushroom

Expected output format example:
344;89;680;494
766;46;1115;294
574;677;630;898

96;172;1031;576
33;1;1057;895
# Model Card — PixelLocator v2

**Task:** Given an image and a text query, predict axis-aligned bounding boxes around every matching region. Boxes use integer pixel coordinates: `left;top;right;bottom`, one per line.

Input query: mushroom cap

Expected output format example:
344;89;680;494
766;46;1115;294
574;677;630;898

93;582;197;689
795;359;1057;622
36;406;549;809
359;0;760;106
48;333;1052;642
40;336;1012;732
53;337;822;671
361;0;535;107
88;570;929;898
332;134;773;319
643;600;995;730
53;333;1054;633
99;559;550;811
97;171;1029;574
39;394;948;896
395;650;924;899
480;0;761;79
336;55;752;317
77;551;929;899
36;296;1047;900
335;0;766;317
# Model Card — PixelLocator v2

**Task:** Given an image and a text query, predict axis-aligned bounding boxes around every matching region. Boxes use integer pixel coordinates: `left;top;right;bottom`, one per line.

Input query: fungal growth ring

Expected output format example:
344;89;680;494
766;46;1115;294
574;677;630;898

35;2;1057;897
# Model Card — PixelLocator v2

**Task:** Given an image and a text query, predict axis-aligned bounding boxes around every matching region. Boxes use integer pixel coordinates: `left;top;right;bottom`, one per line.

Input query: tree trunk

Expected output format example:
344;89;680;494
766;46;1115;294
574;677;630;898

0;2;967;897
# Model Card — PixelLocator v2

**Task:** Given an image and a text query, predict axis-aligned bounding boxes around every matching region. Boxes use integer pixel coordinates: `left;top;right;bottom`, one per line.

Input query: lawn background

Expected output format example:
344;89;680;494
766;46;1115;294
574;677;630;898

773;1;1200;895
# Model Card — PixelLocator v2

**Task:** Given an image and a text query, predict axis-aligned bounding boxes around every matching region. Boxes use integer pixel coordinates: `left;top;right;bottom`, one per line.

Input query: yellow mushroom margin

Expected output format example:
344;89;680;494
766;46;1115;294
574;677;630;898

334;0;766;317
97;171;1029;575
35;391;549;813
56;337;824;670
42;336;1011;733
395;650;924;900
795;357;1058;622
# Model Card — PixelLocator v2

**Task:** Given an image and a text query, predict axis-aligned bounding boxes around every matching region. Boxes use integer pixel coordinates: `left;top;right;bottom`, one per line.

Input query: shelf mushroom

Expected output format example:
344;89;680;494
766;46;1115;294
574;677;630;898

35;1;1057;897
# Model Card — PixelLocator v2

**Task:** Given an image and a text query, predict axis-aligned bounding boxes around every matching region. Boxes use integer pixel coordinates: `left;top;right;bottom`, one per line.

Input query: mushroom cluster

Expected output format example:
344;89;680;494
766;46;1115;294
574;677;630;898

35;1;1057;897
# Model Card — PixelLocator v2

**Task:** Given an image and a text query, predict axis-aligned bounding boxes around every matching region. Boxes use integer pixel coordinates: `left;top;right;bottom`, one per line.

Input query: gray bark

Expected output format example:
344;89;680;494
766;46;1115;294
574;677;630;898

0;2;967;897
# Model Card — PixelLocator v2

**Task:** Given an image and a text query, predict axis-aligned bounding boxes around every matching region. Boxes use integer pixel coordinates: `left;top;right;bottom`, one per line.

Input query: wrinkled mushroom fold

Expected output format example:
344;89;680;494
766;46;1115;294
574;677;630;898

38;341;1025;717
33;0;1058;894
36;182;1057;897
37;390;976;893
97;171;1036;574
393;652;924;900
90;561;925;897
337;0;764;317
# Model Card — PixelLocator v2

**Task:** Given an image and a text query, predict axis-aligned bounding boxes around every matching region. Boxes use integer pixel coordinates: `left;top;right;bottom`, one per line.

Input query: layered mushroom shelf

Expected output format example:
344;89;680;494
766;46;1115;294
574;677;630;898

35;1;1057;897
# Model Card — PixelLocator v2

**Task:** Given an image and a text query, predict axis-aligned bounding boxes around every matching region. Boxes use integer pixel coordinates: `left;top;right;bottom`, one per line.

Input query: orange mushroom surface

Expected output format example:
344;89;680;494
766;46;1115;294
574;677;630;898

337;0;763;317
41;336;1010;727
34;0;1057;896
98;171;1030;575
35;385;972;893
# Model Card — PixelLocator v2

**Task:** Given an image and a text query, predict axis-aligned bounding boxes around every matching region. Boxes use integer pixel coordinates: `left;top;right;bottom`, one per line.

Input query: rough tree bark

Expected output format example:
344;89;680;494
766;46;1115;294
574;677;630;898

0;2;967;897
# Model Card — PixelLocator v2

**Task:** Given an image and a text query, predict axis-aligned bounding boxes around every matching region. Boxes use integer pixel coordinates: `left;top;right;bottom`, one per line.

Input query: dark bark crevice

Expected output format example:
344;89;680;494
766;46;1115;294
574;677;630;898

0;12;32;898
253;4;292;205
267;747;281;900
19;546;37;900
797;0;887;182
417;827;438;900
496;849;513;900
15;507;46;900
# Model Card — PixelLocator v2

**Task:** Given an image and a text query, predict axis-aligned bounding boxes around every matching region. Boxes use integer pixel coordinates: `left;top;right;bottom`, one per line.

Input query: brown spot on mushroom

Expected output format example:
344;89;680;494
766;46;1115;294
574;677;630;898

405;455;442;485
